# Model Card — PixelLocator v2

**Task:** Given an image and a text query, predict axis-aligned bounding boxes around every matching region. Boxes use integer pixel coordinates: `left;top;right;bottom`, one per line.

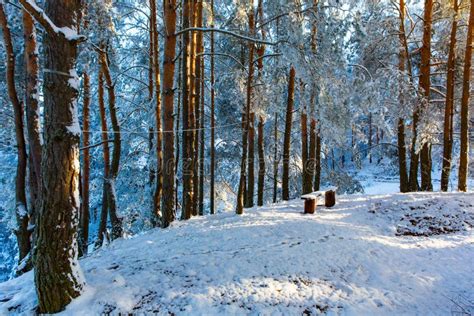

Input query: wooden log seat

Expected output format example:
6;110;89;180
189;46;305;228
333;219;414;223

301;187;337;213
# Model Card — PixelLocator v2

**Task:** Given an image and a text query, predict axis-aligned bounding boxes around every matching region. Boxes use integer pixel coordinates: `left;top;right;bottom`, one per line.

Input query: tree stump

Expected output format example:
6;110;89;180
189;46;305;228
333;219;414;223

325;190;336;207
304;199;317;214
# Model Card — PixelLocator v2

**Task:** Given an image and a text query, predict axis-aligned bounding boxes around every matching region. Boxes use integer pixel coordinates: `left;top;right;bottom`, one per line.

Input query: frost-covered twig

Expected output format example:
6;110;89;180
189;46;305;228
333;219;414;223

176;27;277;46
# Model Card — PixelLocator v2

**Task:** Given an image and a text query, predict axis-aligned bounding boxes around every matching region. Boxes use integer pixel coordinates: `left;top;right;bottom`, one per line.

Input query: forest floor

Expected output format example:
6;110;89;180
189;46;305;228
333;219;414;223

1;192;474;315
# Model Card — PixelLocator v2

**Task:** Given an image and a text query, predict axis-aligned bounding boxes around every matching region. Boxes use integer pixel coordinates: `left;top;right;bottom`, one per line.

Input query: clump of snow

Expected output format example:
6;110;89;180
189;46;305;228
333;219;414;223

65;70;81;137
0;192;473;315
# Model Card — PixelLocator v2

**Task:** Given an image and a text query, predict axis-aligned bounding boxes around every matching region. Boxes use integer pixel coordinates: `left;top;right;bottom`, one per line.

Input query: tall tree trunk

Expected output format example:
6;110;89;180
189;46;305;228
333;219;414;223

247;112;256;207
23;11;42;225
189;0;198;216
210;0;216;215
368;113;372;163
182;0;194;220
80;72;90;255
99;50;123;240
148;6;157;196
315;132;321;191
273;113;279;203
441;0;459;191
282;66;296;201
300;81;312;194
150;0;163;224
192;0;202;215
257;116;265;206
22;10;42;267
199;60;205;215
236;4;255;215
19;0;86;311
95;69;110;248
397;0;409;193
458;0;474;191
161;0;178;227
419;0;433;191
0;4;31;270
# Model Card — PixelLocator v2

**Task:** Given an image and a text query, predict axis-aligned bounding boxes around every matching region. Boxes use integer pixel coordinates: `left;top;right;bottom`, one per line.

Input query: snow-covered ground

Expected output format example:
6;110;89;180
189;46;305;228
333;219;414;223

1;192;473;315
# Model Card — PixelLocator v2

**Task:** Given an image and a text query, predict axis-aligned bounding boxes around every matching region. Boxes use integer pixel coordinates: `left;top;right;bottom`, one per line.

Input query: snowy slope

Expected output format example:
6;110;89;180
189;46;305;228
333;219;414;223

1;192;473;315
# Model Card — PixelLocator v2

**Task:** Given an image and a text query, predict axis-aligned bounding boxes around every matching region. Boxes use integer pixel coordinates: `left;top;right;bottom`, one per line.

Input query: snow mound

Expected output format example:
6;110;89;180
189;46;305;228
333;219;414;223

0;192;473;315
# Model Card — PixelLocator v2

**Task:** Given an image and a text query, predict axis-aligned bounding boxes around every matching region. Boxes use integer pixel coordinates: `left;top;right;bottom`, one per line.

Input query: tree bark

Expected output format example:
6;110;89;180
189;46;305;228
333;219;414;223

0;3;31;270
189;0;198;216
210;0;216;215
273;113;279;203
99;50;123;240
368;113;372;163
236;4;255;215
95;69;110;248
161;0;178;227
257;116;265;206
199;60;205;215
397;0;409;193
441;0;459;191
182;0;194;220
19;0;86;311
300;81;312;194
80;72;90;255
282;66;296;201
150;0;163;224
193;0;203;215
314;132;321;191
247;112;256;207
419;0;433;191
458;0;473;192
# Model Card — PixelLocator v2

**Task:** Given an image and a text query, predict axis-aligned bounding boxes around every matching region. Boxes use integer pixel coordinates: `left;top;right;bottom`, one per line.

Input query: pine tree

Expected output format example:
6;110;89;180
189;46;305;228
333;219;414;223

19;0;86;312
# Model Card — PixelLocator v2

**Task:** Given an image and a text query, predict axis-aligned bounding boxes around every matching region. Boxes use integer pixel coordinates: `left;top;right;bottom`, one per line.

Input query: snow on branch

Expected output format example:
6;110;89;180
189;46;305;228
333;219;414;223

176;27;278;46
18;0;86;42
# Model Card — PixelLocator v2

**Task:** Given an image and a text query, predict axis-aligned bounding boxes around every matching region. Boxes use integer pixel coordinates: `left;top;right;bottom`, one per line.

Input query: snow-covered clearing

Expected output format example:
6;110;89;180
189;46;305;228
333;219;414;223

1;192;473;315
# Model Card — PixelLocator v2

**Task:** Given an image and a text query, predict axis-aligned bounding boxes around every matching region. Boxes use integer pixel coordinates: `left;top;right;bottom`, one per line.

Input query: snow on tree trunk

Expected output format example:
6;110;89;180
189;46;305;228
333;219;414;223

19;0;86;312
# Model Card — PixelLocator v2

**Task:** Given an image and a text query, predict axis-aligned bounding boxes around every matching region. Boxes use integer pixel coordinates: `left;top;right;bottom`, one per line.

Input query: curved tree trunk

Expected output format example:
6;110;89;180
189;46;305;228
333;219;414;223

99;50;123;240
0;4;31;271
458;0;473;192
95;69;110;248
